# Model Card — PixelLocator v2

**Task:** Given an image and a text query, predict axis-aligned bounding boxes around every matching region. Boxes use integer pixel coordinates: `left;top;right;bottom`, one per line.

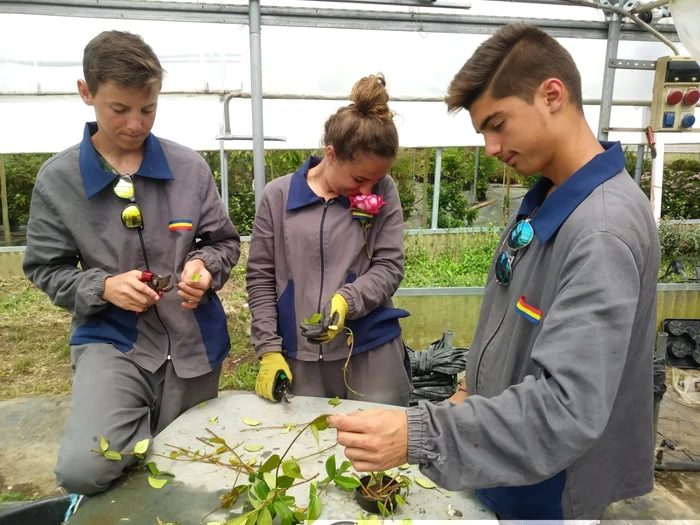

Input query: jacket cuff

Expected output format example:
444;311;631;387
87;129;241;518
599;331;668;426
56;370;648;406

88;269;112;308
406;405;425;465
256;345;283;359
337;289;357;319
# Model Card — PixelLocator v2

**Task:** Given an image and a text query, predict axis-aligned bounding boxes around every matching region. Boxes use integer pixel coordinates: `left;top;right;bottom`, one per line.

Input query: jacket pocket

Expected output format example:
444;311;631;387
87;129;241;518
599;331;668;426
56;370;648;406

70;305;139;353
193;292;231;369
343;271;409;354
276;280;297;357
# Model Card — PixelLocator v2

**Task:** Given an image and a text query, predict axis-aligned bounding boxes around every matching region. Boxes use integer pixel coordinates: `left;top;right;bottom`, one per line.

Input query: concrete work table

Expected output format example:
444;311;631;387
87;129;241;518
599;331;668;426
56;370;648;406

71;392;496;524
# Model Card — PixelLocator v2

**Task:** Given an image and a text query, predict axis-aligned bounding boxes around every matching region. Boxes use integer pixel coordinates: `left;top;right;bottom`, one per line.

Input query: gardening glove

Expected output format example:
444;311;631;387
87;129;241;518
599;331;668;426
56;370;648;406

299;293;349;344
255;352;293;402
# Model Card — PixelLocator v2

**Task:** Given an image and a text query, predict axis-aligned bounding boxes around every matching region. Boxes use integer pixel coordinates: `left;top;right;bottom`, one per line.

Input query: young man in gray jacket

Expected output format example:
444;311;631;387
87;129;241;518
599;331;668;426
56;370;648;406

22;31;240;516
329;22;661;521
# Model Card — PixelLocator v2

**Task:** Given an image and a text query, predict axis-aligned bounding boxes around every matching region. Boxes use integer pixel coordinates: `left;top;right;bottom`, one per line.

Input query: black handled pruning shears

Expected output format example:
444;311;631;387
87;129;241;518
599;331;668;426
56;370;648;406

273;371;294;403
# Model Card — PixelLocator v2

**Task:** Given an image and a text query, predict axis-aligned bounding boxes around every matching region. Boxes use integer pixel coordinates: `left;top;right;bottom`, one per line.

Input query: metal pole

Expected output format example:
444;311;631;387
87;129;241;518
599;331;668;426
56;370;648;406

634;144;645;186
431;148;442;230
219;138;229;216
0;155;11;247
650;139;665;223
473;146;480;204
249;0;266;210
598;9;622;141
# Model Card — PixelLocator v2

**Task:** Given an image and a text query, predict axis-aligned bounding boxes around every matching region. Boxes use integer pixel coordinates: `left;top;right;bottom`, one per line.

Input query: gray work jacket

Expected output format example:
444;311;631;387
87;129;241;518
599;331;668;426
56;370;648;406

23;122;241;378
406;142;661;520
246;156;408;362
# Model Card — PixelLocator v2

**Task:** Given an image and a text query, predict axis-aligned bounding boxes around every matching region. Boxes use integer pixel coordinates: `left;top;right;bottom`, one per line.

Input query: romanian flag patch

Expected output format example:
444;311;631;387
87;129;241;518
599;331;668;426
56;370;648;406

515;295;543;325
169;219;193;232
351;209;374;221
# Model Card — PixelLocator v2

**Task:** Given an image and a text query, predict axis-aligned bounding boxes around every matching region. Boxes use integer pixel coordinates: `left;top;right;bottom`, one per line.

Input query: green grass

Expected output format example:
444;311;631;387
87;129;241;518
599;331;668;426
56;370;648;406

0;491;32;503
0;228;697;400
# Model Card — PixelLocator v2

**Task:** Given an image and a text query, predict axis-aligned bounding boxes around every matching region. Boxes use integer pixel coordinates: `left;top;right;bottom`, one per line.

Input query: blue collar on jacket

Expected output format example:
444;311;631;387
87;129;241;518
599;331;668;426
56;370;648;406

517;141;626;244
79;121;174;200
286;156;350;211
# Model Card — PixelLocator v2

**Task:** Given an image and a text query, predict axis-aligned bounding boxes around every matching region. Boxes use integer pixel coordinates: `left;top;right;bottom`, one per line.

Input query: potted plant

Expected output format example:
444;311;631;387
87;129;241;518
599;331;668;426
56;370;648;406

354;471;412;516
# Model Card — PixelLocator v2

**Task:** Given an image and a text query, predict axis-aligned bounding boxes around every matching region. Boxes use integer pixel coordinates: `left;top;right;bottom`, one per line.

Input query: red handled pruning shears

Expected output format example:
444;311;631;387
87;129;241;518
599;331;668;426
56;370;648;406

136;271;174;315
139;270;174;296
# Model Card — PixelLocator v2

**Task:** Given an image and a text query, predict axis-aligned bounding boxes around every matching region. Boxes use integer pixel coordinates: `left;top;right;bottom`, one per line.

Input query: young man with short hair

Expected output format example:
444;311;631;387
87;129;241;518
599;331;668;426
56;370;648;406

23;30;241;517
328;22;661;521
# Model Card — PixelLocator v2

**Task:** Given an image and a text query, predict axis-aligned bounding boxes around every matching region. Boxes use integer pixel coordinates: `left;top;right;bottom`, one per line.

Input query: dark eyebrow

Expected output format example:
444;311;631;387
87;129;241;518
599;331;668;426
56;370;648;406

480;111;502;132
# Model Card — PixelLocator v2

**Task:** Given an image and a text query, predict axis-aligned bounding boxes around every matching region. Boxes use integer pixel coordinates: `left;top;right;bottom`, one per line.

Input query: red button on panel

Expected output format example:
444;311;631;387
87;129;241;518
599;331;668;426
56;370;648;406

683;88;700;107
667;89;683;105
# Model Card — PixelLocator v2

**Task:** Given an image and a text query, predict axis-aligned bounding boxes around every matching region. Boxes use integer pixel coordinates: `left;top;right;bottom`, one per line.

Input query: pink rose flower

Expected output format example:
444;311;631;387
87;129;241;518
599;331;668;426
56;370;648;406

350;194;386;215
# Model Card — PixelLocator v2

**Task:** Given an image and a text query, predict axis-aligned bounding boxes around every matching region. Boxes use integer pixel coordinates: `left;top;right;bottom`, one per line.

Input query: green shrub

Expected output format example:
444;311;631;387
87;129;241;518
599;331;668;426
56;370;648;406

1;153;53;227
641;159;700;219
657;221;700;260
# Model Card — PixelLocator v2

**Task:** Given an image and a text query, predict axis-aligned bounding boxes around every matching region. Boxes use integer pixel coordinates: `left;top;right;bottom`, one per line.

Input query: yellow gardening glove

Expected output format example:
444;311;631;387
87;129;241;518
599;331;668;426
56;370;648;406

255;352;293;402
299;293;349;344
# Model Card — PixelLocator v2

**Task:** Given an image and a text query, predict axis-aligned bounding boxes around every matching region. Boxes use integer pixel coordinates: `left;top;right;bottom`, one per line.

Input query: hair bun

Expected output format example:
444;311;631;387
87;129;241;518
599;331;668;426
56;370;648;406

350;73;392;119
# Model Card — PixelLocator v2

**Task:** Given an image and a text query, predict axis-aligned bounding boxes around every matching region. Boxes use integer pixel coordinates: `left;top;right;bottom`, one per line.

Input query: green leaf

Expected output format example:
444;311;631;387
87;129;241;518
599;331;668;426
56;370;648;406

225;514;252;525
245;509;259;525
325;455;336;478
104;450;122;461
377;501;387;517
191;273;201;283
263;472;276;489
415;477;436;489
100;435;109;453
169;451;179;459
347;333;354;346
214;445;228;455
242;417;261;426
273;501;294;525
401;520;413;525
338;460;352;474
446;491;452;498
244;444;263;452
328;396;341;406
280;426;292;434
309;414;330;431
148;462;159;476
310;424;320;447
133;438;149;456
310;313;322;324
209;416;218;424
209;437;225;444
198;401;206;408
276;475;295;489
334;476;361;490
148;476;169;489
248;457;258;466
258;454;280;474
257;506;272;525
253;478;270;500
282;460;303;479
398;463;410;470
306;482;322;524
395;494;406;505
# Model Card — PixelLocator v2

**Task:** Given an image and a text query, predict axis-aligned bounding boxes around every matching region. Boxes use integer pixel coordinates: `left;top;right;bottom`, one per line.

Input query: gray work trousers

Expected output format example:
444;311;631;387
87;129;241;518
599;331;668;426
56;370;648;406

287;337;412;407
55;343;221;496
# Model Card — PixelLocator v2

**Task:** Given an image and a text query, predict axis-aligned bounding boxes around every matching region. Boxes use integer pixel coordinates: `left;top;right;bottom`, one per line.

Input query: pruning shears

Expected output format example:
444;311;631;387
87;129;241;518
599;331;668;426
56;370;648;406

136;271;174;316
273;371;294;403
139;270;174;296
645;126;657;159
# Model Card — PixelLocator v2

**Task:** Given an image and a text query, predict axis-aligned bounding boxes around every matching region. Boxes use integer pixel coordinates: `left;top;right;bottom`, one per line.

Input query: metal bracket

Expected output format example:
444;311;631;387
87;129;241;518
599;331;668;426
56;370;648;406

609;58;657;70
215;92;286;142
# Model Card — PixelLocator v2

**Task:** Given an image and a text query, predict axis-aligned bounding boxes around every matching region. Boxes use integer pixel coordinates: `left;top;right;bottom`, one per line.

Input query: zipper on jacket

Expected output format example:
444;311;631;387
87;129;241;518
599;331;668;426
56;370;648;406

317;200;330;360
137;229;172;360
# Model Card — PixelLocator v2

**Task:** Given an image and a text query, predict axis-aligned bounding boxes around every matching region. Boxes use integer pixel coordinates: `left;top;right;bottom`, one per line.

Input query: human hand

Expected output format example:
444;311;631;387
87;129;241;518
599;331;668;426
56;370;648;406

448;382;468;405
299;293;348;343
327;409;409;472
102;270;161;313
255;352;294;402
179;259;211;309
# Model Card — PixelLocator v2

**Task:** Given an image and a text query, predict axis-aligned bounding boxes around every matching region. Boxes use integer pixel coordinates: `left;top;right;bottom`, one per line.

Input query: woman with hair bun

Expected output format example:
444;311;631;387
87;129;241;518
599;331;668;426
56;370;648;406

247;73;412;406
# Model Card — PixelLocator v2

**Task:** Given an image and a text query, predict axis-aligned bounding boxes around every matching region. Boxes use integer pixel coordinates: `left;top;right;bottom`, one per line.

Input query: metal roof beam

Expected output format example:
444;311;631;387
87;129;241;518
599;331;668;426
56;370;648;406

0;0;679;41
